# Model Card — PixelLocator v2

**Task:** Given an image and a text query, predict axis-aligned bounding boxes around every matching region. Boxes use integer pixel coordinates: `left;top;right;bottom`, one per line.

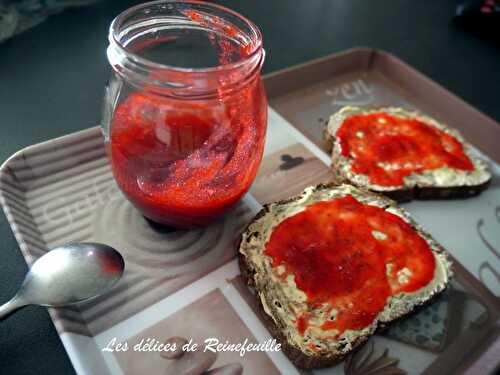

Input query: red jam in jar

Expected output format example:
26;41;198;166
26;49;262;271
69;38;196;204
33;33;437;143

337;112;474;186
103;1;267;228
264;195;436;337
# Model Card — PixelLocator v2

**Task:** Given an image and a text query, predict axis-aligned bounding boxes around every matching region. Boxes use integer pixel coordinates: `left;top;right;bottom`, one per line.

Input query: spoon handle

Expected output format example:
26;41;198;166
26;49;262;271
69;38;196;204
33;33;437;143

0;296;26;320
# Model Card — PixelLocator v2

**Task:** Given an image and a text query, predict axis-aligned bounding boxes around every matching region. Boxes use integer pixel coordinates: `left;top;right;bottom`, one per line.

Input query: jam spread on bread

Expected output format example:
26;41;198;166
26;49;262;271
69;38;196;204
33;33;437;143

336;113;474;186
264;195;436;337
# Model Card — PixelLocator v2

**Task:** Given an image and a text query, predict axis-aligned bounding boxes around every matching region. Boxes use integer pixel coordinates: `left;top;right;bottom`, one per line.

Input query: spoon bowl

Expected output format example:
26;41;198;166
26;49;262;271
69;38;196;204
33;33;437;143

0;242;124;319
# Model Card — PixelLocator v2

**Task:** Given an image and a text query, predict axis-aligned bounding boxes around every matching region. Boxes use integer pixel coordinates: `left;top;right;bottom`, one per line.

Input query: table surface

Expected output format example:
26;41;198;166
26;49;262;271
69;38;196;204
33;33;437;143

0;0;499;374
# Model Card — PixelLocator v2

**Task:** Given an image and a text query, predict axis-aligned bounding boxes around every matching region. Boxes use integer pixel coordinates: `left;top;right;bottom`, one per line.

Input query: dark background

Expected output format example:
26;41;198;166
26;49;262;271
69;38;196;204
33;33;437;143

0;0;498;374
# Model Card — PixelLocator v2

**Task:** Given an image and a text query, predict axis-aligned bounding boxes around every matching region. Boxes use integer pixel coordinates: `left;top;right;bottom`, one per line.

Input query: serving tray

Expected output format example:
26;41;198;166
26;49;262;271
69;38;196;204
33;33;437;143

1;48;499;375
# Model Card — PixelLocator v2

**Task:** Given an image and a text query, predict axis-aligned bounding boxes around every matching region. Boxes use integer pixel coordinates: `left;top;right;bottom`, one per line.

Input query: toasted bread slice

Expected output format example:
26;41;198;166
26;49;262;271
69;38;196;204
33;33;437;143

325;107;491;202
238;184;452;369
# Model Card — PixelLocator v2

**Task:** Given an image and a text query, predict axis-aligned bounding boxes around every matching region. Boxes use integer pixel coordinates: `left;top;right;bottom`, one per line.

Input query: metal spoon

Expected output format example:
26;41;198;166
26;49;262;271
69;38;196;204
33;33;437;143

0;242;124;320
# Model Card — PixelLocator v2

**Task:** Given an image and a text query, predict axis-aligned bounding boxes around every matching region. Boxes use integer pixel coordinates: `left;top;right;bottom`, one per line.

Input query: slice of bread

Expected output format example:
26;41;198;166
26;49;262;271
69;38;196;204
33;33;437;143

325;107;491;202
238;184;452;369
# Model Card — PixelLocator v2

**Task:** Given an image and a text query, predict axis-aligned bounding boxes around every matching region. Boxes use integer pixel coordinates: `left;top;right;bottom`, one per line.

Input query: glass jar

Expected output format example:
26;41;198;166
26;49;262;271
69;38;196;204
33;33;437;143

102;0;267;228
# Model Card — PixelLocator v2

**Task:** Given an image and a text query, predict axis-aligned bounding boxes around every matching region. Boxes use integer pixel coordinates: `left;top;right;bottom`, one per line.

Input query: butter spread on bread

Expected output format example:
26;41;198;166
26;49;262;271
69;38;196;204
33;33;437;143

325;107;491;201
239;184;452;368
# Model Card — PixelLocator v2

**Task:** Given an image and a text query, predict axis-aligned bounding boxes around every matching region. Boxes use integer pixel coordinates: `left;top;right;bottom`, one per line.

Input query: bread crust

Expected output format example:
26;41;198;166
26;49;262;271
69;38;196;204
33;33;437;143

330;155;491;203
326;107;492;202
237;184;452;369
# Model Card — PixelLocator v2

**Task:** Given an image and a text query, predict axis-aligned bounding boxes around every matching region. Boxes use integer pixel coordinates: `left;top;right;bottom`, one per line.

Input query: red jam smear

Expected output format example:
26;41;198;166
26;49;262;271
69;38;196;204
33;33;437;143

264;195;436;337
110;75;266;228
336;113;474;186
182;9;255;64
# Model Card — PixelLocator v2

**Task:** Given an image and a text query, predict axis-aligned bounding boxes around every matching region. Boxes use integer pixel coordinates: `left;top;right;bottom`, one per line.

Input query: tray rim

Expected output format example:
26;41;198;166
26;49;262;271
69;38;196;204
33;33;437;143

1;117;498;375
0;48;499;375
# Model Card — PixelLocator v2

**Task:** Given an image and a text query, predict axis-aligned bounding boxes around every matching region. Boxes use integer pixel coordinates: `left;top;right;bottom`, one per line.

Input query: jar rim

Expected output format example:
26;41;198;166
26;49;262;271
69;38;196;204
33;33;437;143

108;0;264;74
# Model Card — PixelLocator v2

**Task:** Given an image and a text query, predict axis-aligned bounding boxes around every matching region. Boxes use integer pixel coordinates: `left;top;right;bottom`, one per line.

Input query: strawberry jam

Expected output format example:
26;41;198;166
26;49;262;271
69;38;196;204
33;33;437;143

110;78;267;228
336;112;474;186
264;195;436;336
105;2;266;228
